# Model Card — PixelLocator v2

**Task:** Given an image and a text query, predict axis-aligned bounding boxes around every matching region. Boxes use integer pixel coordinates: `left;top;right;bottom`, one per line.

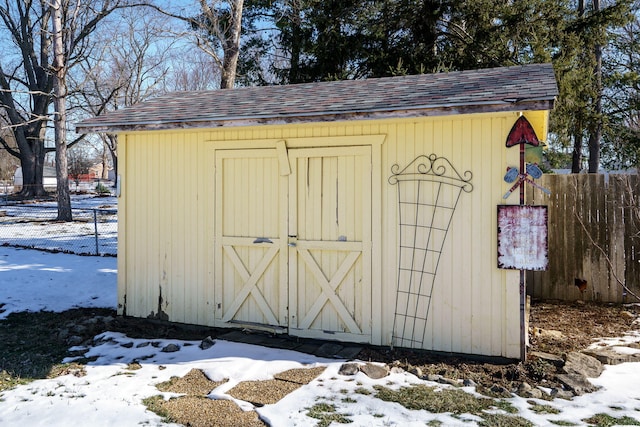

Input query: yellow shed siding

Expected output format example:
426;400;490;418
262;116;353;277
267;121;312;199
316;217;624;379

118;111;534;358
119;132;216;325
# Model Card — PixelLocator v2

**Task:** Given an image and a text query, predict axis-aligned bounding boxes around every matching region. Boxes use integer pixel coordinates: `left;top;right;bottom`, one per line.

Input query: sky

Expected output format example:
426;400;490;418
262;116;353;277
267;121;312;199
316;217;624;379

1;244;640;426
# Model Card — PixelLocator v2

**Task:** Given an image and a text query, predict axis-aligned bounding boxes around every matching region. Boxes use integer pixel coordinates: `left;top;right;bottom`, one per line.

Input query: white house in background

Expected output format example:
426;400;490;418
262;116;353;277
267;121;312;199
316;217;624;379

13;166;57;189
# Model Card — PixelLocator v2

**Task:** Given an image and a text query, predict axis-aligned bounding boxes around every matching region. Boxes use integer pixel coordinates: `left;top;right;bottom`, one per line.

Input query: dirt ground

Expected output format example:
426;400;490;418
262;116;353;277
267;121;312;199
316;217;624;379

106;299;640;394
358;300;639;392
3;300;637;426
125;300;640;425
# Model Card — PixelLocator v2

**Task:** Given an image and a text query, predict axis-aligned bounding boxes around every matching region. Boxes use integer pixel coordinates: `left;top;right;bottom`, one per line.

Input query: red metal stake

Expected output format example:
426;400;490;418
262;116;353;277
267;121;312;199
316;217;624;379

519;140;526;362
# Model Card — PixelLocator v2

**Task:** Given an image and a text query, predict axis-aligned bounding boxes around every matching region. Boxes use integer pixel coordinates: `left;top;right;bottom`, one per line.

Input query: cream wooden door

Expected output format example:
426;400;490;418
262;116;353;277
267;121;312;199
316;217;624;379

215;149;288;330
287;147;372;342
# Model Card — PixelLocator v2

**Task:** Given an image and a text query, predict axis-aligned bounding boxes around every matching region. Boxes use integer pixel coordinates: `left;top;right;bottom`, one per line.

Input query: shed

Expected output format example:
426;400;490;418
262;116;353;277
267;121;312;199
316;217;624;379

77;64;558;359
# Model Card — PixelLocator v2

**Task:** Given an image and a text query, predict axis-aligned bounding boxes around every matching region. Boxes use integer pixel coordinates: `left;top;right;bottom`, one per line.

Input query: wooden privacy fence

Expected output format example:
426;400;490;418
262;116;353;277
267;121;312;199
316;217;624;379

526;174;640;303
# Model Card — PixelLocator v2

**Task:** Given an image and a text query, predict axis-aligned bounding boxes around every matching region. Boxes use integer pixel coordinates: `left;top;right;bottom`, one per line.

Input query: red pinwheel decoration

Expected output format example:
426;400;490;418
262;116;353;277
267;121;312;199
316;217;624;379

502;115;550;199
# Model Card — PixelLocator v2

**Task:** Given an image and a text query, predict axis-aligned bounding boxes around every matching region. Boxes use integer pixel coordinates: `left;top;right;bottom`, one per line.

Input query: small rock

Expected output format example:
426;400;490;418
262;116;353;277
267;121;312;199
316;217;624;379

390;360;403;368
517;382;542;399
409;366;423;378
529;351;565;367
390;366;404;374
556;373;599;395
136;342;150;348
463;379;477;387
426;374;443;382
563;352;603;378
550;387;574;400
524;388;544;399
315;343;344;358
359;362;389;380
533;328;565;340
199;336;215;350
120;342;134;348
438;377;461;387
335;346;363;359
71;324;88;335
518;382;532;393
620;310;635;319
57;328;70;340
490;384;512;398
67;335;84;346
338;363;360;376
161;343;180;353
584;348;633;365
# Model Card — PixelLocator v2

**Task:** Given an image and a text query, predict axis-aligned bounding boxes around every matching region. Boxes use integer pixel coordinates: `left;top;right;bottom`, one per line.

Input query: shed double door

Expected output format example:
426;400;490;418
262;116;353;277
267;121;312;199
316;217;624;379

215;146;372;343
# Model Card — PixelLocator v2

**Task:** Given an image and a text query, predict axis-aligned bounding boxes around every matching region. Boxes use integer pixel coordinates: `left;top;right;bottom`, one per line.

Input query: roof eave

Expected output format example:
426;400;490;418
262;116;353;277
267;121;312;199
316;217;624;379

75;98;556;134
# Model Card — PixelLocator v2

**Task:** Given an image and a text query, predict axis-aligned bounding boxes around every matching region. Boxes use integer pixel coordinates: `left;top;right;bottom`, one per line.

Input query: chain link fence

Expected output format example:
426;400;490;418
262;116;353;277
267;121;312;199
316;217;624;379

0;205;117;256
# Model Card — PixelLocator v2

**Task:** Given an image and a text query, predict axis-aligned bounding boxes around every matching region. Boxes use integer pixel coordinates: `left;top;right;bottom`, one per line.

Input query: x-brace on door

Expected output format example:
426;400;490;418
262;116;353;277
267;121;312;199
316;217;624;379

215;145;372;343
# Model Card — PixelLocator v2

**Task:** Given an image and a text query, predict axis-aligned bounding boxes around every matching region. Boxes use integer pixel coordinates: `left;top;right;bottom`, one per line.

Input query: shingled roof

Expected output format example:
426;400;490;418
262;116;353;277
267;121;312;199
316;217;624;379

76;63;557;133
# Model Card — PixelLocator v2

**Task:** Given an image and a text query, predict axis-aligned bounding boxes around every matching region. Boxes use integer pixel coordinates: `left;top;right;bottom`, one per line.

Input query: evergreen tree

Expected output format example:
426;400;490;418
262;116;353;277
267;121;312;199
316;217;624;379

601;2;640;168
237;0;636;173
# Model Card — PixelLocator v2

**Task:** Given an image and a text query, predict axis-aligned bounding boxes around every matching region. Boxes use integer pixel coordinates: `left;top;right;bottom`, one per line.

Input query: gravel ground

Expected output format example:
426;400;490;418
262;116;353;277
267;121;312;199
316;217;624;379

156;368;228;395
150;366;326;425
161;397;267;427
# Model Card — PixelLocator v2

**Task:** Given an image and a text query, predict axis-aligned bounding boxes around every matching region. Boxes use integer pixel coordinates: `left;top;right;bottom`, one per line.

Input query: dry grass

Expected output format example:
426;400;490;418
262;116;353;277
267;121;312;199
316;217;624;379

374;384;495;414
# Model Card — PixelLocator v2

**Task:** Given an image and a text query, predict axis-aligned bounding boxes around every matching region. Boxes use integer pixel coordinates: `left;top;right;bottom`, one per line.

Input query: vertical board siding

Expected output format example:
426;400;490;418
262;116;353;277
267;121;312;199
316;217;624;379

120;131;216;324
527;174;640;303
380;113;520;358
120;112;527;358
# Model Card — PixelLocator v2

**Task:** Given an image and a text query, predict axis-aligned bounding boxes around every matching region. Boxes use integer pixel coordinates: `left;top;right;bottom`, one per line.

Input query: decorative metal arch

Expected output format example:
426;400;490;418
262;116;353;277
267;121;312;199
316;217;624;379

389;154;473;349
388;154;473;192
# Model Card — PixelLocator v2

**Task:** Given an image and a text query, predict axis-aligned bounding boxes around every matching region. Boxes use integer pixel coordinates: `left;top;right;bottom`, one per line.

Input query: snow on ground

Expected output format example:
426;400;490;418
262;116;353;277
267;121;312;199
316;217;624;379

0;247;116;317
0;195;117;256
2;244;640;426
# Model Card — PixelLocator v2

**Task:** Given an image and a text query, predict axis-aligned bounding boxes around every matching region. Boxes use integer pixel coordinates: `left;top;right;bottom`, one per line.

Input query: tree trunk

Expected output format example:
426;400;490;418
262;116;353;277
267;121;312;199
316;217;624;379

570;0;586;175
16;134;48;198
588;0;602;173
105;134;118;188
17;147;47;198
101;146;109;180
52;0;72;221
220;0;244;89
572;127;583;173
288;1;303;84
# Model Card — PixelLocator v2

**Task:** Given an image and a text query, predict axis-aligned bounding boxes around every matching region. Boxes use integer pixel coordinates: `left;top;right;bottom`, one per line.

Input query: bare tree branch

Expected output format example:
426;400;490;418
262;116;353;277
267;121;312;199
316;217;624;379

572;177;640;301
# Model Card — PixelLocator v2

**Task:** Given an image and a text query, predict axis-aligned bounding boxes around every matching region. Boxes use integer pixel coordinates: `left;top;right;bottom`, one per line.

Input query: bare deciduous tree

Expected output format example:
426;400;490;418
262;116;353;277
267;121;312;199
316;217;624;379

73;9;176;189
148;0;244;89
49;0;149;220
51;0;72;220
0;1;53;198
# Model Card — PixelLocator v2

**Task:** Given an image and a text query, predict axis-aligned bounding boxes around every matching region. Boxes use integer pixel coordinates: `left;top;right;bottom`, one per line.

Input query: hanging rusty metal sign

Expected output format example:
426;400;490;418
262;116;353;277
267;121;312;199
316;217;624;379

497;205;548;271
